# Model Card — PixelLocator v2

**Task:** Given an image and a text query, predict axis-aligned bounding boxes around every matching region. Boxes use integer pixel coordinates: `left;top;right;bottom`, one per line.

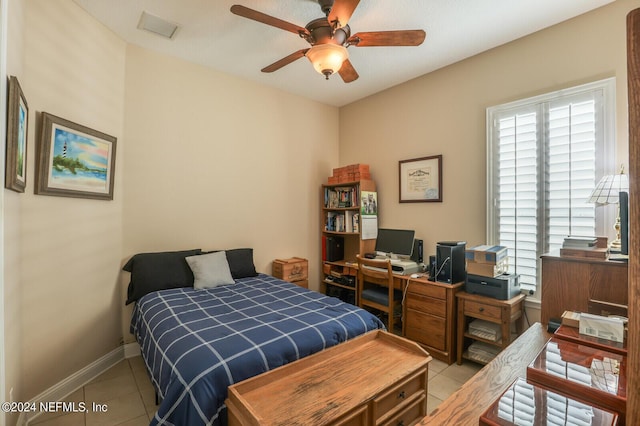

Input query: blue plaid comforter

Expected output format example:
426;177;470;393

130;274;384;425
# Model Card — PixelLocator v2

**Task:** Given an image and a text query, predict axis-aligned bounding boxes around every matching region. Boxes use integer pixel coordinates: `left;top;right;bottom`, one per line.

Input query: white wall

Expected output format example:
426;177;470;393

4;0;127;404
120;45;339;343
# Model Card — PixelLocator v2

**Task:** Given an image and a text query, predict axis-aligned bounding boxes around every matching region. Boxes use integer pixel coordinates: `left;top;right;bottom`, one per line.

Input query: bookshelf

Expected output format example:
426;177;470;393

321;177;377;304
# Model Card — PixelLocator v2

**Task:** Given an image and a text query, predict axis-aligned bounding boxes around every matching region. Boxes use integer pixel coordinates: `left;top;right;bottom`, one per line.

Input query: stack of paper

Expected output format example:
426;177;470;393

469;319;502;342
468;341;501;364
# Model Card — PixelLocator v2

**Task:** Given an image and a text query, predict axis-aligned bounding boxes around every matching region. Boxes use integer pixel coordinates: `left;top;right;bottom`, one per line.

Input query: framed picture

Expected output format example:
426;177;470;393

5;76;29;192
35;113;117;200
399;155;442;203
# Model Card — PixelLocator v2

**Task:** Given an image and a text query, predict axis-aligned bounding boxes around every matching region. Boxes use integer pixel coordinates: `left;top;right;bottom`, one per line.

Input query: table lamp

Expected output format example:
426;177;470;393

587;166;629;251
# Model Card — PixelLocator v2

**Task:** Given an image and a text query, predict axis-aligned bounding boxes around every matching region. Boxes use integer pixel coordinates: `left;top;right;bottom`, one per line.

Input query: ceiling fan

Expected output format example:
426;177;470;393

230;0;426;83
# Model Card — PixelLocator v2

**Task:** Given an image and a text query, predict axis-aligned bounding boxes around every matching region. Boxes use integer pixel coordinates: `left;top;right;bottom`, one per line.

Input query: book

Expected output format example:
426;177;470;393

562;235;598;248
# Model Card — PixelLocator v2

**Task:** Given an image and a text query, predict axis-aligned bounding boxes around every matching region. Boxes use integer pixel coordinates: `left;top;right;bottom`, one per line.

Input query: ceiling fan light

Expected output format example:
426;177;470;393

306;44;348;79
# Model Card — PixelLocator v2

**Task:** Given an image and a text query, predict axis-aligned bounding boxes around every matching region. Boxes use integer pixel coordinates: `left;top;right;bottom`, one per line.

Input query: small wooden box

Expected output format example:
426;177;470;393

272;257;308;283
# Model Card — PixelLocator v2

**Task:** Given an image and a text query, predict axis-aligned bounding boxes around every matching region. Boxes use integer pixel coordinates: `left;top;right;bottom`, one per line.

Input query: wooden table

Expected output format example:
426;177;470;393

226;330;432;426
456;291;526;365
418;322;550;425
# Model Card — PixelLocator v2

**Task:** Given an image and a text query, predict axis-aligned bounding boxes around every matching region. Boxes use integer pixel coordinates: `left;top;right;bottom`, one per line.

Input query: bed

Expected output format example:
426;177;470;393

125;248;384;426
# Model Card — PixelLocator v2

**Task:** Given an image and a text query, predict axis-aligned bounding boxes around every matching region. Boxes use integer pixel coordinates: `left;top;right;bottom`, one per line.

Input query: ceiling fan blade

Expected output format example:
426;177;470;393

327;0;360;28
348;30;426;47
261;49;310;73
338;59;359;83
230;5;310;37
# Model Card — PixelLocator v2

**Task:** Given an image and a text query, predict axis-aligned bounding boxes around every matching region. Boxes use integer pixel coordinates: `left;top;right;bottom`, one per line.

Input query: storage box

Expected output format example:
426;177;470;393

561;310;580;328
466;258;508;277
465;245;508;264
272;257;308;283
579;312;625;343
329;164;371;183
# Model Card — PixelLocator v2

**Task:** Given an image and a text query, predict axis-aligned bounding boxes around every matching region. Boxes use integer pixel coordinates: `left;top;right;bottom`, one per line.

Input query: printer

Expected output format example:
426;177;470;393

466;273;521;300
389;259;421;276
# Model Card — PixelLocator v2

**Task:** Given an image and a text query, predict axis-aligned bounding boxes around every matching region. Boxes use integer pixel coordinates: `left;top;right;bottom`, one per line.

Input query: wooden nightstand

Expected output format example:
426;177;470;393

272;257;309;288
456;291;526;365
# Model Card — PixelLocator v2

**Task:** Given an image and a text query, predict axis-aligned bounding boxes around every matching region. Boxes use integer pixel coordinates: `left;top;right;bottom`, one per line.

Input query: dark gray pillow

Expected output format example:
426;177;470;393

123;249;201;304
226;248;258;278
202;248;258;279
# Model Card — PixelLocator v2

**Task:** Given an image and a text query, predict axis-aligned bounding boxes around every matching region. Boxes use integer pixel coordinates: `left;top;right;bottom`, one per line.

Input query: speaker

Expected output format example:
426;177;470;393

436;241;466;284
411;239;423;263
324;236;344;262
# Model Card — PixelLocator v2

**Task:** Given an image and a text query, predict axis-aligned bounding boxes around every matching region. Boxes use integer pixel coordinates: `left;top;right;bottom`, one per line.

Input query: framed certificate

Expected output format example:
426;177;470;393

399;155;442;203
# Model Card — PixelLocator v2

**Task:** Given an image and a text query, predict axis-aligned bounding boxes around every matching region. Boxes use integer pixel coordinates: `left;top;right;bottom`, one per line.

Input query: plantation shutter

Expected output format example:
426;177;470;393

546;94;598;252
494;109;540;292
488;79;612;294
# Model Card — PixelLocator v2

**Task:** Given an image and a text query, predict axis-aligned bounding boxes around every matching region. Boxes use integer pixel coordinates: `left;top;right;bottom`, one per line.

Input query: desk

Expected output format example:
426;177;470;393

323;261;463;364
418;323;550;425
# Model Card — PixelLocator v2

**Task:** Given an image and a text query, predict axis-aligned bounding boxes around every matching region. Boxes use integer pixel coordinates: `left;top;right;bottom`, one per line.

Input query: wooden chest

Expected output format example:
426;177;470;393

272;257;308;288
226;330;431;425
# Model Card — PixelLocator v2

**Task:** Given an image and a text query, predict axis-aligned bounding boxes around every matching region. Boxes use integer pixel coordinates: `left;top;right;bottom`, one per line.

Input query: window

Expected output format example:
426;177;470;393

487;78;616;293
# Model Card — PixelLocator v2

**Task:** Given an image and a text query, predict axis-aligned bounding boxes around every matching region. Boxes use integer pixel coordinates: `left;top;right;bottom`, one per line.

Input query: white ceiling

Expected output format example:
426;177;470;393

73;0;614;107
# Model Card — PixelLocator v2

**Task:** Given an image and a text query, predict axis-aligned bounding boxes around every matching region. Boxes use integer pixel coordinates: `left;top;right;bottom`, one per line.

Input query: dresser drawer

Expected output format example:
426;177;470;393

334;404;367;426
372;370;426;423
379;393;426;426
406;294;446;318
464;301;501;321
405;310;446;350
407;281;446;300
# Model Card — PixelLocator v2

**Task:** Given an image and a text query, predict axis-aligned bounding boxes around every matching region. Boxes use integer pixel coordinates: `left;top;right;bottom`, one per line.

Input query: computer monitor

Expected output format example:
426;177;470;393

375;228;415;259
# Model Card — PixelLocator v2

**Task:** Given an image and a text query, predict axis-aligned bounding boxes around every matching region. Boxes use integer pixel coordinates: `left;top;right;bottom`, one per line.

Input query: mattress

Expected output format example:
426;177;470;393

130;273;384;425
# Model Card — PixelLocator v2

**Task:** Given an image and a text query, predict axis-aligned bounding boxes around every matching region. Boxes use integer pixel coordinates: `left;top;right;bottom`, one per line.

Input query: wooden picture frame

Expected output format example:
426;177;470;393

35;112;116;200
5;76;29;192
399;155;442;203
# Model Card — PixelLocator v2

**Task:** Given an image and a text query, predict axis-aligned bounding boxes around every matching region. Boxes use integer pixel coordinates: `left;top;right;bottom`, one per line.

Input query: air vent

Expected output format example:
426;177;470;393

137;11;179;39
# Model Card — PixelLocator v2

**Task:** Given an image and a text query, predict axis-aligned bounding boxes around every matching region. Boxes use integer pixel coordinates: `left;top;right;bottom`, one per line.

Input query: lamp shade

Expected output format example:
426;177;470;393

587;173;629;204
306;44;348;79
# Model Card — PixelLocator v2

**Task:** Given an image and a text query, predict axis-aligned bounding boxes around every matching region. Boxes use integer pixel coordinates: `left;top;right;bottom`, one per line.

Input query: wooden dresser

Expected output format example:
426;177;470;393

226;330;431;426
403;278;463;364
540;253;628;325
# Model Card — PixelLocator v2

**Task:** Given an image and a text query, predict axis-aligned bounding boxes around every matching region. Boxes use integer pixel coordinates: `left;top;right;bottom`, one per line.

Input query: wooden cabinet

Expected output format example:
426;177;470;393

540;253;628;326
226;330;431;426
403;278;463;364
456;291;526;365
321;179;377;302
272;257;309;288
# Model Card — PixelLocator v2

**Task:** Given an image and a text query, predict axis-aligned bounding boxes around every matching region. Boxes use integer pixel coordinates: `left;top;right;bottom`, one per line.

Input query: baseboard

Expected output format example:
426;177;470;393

17;346;125;425
124;342;141;358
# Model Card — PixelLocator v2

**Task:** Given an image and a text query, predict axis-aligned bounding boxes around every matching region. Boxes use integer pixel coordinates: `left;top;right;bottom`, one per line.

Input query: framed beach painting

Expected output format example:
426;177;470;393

35;113;117;200
5;76;29;192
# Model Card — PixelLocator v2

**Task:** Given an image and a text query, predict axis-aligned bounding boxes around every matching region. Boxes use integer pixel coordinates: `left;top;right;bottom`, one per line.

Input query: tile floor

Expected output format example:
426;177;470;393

29;355;482;425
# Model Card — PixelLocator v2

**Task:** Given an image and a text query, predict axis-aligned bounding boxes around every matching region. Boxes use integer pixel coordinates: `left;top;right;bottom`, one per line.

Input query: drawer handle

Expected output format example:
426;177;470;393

397;421;405;426
479;307;484;312
398;390;406;399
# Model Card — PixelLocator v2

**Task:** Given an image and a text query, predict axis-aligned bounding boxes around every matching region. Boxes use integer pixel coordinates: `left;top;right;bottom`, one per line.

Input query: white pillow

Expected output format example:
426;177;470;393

186;251;235;289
